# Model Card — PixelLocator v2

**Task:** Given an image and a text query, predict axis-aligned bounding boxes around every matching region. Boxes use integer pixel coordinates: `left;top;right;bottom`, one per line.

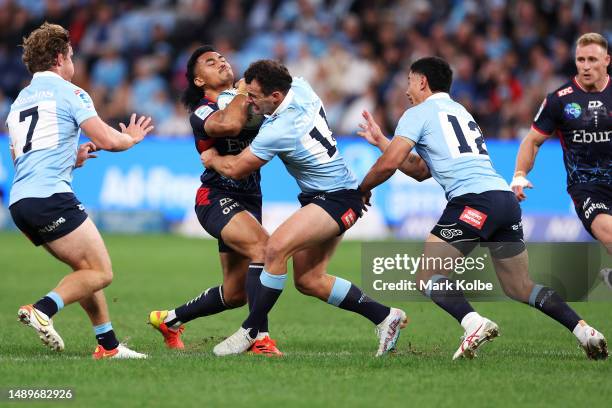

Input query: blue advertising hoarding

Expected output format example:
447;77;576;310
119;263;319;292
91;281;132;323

0;134;586;240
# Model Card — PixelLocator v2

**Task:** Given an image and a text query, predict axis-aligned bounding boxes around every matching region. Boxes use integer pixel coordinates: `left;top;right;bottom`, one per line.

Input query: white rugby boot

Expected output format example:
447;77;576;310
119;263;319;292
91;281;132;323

453;312;499;360
375;308;408;356
18;304;65;352
213;327;256;356
574;324;608;360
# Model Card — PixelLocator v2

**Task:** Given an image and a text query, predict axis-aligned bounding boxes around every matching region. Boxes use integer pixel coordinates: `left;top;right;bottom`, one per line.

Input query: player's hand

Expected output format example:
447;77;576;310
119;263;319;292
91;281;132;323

358;186;372;212
510;174;533;201
75;142;98;168
200;148;219;169
120;113;154;144
357;110;385;147
236;78;247;95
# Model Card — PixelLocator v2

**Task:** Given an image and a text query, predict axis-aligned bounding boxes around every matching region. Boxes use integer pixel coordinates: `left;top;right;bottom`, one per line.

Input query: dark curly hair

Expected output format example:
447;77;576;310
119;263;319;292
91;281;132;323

181;45;215;112
22;22;70;74
244;60;292;95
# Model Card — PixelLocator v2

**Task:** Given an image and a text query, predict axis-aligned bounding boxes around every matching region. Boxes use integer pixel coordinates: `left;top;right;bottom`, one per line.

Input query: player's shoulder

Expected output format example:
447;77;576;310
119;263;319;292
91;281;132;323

548;79;577;100
400;99;435;122
190;99;218;121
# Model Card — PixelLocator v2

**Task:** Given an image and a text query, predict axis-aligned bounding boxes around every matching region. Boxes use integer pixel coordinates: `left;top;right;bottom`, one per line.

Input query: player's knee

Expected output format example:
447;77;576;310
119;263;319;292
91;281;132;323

294;275;317;296
98;267;113;289
223;289;247;308
500;279;531;302
246;238;267;262
264;239;290;266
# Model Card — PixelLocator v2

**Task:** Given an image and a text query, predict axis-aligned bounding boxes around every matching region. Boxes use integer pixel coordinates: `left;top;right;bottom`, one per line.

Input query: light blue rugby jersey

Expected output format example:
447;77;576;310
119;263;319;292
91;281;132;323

7;71;98;205
249;77;358;193
395;93;510;200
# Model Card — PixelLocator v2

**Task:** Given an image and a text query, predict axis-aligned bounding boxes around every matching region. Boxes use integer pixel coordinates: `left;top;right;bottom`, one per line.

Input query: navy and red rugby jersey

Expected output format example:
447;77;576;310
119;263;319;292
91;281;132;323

189;96;261;194
532;76;612;188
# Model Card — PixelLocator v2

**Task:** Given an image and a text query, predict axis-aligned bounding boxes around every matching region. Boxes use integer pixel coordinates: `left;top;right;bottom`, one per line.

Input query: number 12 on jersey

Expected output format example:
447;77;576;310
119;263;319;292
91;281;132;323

439;112;489;158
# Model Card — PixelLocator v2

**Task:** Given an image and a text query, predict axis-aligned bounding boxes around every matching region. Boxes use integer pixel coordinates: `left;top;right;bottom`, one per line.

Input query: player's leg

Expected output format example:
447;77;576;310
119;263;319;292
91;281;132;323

569;185;612;285
591;213;612;255
292;235;407;356
492;248;608;359
213;203;342;356
416;233;499;360
150;191;271;349
41;217;145;359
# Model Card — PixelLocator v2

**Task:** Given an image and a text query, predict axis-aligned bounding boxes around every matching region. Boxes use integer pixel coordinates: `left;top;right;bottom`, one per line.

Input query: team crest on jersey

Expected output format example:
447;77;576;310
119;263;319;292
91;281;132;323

563;103;582;119
195;105;214;120
557;86;574;97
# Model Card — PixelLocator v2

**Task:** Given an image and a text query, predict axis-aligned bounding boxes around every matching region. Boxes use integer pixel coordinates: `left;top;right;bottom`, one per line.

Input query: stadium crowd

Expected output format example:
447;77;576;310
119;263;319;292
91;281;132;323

0;0;609;138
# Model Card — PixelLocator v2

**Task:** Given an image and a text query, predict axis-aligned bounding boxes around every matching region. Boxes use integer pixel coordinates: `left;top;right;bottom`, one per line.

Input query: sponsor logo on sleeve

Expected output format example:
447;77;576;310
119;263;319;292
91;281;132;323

195;105;214;120
74;89;93;109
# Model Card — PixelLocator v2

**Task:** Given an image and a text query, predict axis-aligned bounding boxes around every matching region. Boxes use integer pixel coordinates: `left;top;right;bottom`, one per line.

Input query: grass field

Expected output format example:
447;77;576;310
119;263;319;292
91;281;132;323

0;231;611;408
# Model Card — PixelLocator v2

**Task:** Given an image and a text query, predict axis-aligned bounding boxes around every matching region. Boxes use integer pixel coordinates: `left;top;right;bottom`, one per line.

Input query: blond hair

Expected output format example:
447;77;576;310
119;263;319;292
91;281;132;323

576;32;608;51
22;22;70;74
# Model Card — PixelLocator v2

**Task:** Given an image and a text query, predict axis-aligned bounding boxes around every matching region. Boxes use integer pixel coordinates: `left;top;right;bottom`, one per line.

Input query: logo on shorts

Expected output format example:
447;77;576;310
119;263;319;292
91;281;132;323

440;228;463;239
459;206;488;230
511;221;523;231
77;204;85;211
341;209;357;229
219;197;239;215
38;217;66;234
583;197;592;209
564;103;582;119
584;201;609;219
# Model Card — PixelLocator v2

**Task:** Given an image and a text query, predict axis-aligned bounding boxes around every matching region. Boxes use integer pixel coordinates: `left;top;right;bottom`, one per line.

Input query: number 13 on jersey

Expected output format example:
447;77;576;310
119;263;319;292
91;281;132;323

439;112;489;158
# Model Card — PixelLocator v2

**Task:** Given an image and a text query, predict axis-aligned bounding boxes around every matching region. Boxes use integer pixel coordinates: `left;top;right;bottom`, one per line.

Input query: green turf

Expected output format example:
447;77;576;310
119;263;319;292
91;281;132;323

0;231;610;408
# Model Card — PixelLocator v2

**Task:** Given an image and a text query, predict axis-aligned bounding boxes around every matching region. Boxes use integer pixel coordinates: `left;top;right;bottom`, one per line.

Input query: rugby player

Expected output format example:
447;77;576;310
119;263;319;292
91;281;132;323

511;33;612;286
358;56;607;360
148;46;280;355
8;23;150;359
201;60;407;356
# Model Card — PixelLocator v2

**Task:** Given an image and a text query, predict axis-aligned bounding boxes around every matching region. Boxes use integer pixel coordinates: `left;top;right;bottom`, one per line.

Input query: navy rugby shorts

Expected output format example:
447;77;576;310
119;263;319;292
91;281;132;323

10;192;88;246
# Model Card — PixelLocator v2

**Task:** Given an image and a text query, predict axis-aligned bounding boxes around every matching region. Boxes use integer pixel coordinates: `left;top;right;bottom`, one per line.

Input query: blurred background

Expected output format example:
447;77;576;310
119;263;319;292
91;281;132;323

1;0;611;241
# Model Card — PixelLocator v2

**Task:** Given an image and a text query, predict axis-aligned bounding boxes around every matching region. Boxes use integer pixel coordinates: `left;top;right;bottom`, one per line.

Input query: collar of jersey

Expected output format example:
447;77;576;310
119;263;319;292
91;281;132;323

426;92;450;101
33;71;64;80
266;88;295;118
573;75;610;93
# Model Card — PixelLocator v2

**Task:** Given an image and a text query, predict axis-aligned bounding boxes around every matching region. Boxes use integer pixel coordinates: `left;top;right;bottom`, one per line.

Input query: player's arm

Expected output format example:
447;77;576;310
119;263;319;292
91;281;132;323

204;80;249;138
359;136;415;193
358;110;430;181
201;146;266;180
511;127;552;201
401;154;431;182
80;113;153;152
